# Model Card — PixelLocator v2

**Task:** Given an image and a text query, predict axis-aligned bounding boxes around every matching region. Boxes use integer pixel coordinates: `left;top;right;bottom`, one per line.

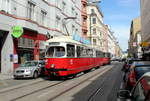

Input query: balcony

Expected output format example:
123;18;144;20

82;25;88;32
81;12;87;18
81;0;87;5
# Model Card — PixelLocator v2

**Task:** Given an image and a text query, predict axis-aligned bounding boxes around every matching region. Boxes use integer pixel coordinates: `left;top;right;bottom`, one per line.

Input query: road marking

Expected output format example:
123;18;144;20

37;90;54;98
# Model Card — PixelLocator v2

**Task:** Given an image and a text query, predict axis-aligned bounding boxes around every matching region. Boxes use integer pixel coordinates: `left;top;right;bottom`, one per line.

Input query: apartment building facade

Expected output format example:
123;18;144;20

128;17;141;58
106;26;121;58
140;0;150;58
87;3;107;52
0;0;85;74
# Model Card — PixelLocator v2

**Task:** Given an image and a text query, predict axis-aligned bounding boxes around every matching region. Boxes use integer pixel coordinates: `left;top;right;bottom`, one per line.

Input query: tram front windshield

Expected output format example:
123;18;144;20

46;46;65;57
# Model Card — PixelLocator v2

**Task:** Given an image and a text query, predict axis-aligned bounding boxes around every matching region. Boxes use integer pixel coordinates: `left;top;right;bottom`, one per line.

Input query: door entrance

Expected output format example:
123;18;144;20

0;30;8;73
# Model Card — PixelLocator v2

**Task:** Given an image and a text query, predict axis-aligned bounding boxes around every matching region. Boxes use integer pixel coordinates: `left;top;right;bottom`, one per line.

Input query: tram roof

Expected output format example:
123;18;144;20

46;36;82;45
46;36;98;49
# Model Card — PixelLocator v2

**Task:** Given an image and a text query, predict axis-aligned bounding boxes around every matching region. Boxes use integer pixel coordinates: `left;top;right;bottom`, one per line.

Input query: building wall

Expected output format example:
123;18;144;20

128;17;141;58
1;33;14;74
141;0;150;42
87;3;106;51
0;0;83;74
107;27;120;58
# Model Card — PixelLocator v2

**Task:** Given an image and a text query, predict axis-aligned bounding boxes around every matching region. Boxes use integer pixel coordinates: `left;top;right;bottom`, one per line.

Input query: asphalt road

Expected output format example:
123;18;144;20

0;62;123;101
53;62;123;101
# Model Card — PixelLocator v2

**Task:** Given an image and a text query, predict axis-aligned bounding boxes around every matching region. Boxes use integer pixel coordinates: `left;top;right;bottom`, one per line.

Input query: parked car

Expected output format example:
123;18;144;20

122;58;141;72
125;61;150;90
117;72;150;101
14;60;45;79
122;58;142;82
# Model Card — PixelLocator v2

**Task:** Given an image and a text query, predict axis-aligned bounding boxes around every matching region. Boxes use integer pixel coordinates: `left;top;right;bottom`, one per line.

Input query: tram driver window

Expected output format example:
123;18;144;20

46;47;54;57
55;47;65;57
67;44;75;57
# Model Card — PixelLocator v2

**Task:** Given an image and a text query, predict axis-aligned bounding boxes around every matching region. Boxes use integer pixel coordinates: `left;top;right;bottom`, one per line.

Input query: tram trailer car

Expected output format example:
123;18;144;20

45;36;110;77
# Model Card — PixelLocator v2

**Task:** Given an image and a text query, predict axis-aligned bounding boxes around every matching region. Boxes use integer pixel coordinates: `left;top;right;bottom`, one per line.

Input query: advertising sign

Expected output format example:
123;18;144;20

13;54;18;63
12;26;24;38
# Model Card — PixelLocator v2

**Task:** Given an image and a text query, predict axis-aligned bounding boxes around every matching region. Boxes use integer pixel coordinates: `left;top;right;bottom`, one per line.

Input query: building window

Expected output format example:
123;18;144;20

91;9;95;13
93;28;96;35
92;18;96;24
72;25;75;34
93;39;97;45
62;1;66;12
75;29;78;34
27;1;36;21
75;12;78;20
0;0;11;13
72;7;75;16
56;15;61;29
41;10;47;26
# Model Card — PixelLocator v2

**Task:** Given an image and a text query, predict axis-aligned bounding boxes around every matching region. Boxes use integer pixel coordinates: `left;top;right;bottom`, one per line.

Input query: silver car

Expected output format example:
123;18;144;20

14;60;45;79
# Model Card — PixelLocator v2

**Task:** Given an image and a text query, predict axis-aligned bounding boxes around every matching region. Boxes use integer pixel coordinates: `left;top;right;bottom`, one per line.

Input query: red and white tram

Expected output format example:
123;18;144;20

45;36;110;77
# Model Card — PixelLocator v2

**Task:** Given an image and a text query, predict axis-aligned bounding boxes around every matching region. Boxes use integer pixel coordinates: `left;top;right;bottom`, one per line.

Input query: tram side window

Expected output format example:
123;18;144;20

96;51;104;57
87;49;93;57
96;51;100;57
67;44;75;57
101;52;105;57
77;46;81;57
80;47;87;57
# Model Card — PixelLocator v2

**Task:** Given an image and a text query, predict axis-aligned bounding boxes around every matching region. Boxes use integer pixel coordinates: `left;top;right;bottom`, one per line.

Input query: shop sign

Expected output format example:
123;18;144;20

133;42;137;47
13;54;18;63
73;34;90;45
140;42;149;47
12;26;24;38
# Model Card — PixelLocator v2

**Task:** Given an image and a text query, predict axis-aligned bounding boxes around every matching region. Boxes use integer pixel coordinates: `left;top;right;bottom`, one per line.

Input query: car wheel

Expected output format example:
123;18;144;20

33;71;38;79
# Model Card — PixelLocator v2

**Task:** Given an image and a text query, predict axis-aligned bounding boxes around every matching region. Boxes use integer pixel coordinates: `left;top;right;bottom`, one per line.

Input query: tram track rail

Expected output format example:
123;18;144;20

48;66;112;101
0;78;47;94
0;65;113;101
10;80;65;101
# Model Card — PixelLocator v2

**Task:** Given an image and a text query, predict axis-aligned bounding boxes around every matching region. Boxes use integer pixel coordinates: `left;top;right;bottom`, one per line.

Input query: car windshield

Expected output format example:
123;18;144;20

20;61;38;67
46;46;65;57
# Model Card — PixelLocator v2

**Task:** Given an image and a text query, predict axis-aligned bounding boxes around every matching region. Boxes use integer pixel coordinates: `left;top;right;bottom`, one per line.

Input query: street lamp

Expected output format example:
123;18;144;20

63;17;77;36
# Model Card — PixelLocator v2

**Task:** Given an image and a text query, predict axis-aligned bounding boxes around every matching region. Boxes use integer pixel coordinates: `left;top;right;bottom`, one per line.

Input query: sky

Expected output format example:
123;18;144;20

99;0;140;51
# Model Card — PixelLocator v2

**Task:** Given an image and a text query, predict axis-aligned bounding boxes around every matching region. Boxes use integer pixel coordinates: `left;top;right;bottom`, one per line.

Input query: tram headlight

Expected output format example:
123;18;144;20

51;64;55;68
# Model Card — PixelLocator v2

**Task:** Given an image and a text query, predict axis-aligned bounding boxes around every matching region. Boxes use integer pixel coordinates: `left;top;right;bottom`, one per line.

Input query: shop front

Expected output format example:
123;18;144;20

13;28;47;68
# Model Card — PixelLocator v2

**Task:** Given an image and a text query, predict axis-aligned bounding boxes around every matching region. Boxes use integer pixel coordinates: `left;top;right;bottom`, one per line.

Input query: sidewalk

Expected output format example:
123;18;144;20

0;74;13;80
